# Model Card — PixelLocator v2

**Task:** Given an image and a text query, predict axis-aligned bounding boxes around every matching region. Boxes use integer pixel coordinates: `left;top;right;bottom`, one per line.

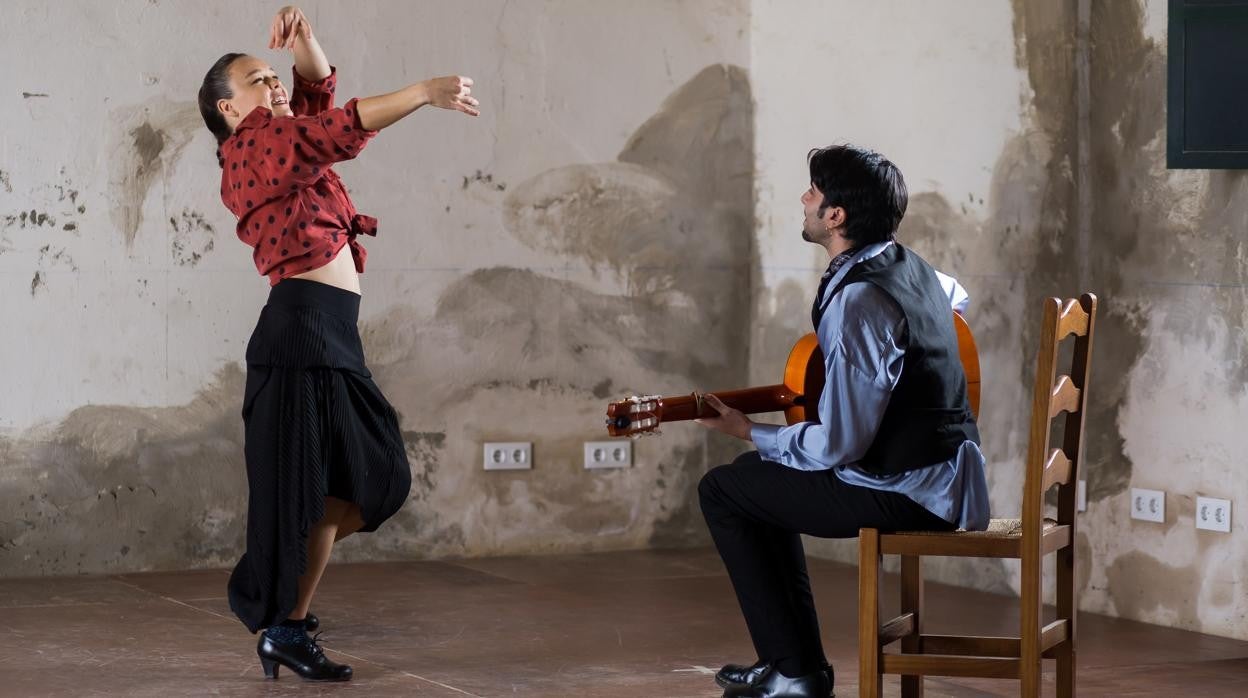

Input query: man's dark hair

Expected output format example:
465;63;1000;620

807;144;908;247
198;53;245;145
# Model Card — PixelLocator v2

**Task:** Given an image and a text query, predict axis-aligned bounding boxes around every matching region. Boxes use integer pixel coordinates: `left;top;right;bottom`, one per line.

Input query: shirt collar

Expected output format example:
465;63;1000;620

227;107;272;140
818;239;895;307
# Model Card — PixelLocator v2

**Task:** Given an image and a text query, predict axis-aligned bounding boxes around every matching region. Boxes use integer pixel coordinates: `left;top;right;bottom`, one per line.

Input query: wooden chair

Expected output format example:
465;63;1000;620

858;293;1098;698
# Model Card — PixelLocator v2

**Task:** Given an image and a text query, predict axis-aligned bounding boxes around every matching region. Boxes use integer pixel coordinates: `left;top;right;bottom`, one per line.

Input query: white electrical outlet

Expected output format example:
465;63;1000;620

1077;479;1087;512
1196;496;1232;533
1130;488;1165;523
584;440;632;469
483;442;532;470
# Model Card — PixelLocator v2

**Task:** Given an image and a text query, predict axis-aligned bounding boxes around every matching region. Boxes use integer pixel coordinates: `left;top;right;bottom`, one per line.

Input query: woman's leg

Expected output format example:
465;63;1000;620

256;498;357;681
334;501;365;541
290;497;350;620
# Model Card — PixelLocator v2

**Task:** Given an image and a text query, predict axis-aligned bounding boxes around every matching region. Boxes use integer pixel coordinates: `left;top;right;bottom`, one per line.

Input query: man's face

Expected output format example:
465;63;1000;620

800;182;838;244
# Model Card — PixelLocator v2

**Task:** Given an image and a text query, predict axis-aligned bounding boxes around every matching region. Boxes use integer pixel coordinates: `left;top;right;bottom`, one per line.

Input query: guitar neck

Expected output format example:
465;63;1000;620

658;385;803;423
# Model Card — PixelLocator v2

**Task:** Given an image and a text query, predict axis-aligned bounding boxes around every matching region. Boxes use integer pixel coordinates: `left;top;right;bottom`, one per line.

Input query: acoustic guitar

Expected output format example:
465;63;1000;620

605;313;980;437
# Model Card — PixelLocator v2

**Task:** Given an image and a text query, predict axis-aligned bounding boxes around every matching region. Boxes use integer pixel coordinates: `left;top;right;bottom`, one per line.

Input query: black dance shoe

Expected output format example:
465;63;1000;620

722;663;833;698
717;660;834;692
302;612;319;632
257;631;352;681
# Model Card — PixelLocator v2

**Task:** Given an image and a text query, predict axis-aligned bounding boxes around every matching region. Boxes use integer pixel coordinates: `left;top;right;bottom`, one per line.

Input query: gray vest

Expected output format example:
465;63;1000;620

824;244;980;475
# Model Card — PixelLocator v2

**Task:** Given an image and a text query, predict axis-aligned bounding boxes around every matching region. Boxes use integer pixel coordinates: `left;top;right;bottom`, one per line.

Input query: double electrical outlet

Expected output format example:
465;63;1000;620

1128;487;1232;533
482;442;532;470
482;440;633;471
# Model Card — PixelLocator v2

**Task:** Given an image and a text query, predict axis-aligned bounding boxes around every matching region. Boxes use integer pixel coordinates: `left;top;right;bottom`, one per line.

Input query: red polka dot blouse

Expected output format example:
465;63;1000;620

217;67;378;286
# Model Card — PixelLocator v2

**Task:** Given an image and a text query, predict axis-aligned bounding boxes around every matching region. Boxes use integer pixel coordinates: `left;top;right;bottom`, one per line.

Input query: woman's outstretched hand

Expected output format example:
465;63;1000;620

269;5;312;50
421;76;481;117
355;77;481;130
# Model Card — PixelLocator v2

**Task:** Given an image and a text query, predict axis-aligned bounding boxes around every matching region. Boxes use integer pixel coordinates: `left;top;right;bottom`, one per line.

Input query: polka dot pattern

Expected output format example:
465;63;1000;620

216;67;378;287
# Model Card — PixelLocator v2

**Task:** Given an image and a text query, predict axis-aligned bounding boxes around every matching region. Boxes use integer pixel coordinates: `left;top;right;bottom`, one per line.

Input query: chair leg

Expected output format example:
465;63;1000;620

900;555;923;698
859;528;882;698
1056;539;1077;697
1056;639;1075;698
1021;549;1042;698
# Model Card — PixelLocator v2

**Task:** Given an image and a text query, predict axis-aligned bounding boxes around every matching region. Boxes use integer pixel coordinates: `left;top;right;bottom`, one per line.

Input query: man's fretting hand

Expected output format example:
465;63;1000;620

695;393;754;441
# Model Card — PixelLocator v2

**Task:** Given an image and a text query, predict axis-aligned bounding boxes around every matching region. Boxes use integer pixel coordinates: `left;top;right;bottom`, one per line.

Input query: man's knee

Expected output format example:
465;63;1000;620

732;449;764;466
698;464;730;507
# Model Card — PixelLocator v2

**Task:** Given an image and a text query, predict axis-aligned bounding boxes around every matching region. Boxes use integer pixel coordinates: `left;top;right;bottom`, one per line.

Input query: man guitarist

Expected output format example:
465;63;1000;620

695;145;989;698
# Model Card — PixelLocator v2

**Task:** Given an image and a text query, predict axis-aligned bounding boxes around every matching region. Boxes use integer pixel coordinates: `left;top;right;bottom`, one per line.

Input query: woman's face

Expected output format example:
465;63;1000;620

219;55;292;131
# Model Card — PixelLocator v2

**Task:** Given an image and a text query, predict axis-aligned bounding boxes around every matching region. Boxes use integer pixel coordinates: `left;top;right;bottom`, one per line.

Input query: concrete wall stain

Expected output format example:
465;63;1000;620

4;210;59;230
108;99;201;248
840;0;1248;638
1078;1;1248;639
170;209;217;267
1106;551;1199;624
322;65;753;560
3;173;87;241
38;244;76;271
0;366;247;577
462;170;507;192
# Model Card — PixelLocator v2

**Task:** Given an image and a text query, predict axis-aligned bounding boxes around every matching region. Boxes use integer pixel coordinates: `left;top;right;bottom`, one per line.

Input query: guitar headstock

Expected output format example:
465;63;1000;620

605;395;663;437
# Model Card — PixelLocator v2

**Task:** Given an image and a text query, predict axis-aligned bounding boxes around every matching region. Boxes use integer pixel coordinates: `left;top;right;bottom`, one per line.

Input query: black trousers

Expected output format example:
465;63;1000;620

698;450;954;665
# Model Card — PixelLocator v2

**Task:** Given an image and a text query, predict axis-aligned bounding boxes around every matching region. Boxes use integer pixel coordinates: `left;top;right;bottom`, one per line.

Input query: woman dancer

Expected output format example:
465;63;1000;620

197;5;479;681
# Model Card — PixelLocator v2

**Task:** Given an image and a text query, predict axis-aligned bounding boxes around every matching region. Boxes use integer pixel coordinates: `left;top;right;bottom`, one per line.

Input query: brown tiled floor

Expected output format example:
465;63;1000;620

2;548;1246;696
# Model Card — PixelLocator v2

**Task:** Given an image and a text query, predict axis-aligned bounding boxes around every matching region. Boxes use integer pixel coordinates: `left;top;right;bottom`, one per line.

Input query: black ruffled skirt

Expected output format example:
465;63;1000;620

228;279;411;633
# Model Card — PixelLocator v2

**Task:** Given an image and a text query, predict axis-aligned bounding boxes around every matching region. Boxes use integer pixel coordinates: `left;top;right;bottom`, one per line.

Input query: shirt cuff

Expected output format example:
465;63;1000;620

750;423;782;461
341;98;376;135
292;65;337;94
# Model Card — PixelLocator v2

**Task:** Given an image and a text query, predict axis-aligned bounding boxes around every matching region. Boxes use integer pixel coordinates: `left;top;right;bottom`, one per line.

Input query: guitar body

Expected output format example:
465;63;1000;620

955;312;981;419
781;332;824;425
605;312;980;437
779;312;979;425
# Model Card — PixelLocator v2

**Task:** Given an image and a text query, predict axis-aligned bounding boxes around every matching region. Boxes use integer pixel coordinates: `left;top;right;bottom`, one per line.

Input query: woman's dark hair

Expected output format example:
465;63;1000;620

807;144;908;247
198;52;245;145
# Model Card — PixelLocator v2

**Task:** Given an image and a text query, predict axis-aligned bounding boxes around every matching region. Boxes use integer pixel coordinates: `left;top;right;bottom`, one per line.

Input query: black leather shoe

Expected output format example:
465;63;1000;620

722;664;832;698
302;612;319;632
257;631;352;681
717;660;834;692
716;660;769;688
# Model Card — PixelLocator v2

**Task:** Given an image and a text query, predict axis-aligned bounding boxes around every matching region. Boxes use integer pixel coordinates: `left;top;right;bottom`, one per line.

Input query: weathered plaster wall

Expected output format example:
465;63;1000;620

1079;0;1248;641
752;0;1248;641
0;1;750;576
4;0;1243;643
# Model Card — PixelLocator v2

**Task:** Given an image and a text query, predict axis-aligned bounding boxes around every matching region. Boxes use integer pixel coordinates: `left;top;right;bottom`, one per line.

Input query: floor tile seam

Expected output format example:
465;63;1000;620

325;647;484;697
0;601;116;609
441;566;726;586
106;579;481;695
109;577;242;625
1066;655;1248;671
0;575;177;609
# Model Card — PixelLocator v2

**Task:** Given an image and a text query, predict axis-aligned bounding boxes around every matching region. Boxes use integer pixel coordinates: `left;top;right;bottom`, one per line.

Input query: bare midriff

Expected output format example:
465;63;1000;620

290;244;361;294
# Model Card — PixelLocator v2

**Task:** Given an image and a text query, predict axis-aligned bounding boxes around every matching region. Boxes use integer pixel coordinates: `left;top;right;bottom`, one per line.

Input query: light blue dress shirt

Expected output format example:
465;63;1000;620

749;242;990;531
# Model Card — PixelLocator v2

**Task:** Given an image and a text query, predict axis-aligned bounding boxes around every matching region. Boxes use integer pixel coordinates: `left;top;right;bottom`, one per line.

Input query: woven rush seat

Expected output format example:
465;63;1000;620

894;518;1058;538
